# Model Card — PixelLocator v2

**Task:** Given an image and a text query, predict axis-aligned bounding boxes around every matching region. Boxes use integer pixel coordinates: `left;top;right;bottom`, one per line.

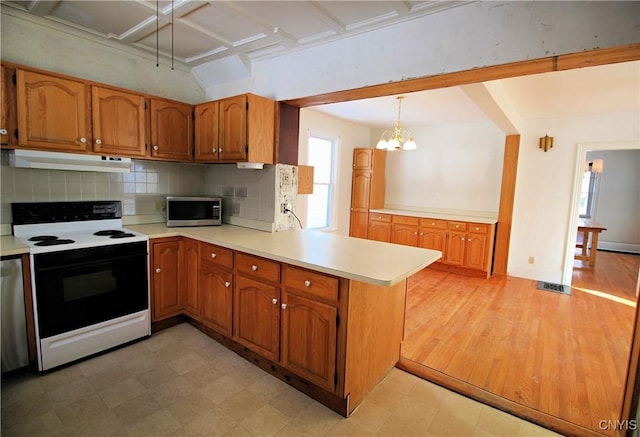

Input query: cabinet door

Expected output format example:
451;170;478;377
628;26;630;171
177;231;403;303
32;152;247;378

418;228;447;254
391;224;418;247
150;99;193;161
1;66;17;146
281;292;337;392
219;95;246;161
368;220;391;242
351;171;371;209
151;239;183;321
201;262;233;336
349;209;368;239
234;275;280;361
352;148;373;170
194;101;220;161
182;238;200;320
465;233;487;271
446;231;466;266
17;70;91;151
92;86;146;157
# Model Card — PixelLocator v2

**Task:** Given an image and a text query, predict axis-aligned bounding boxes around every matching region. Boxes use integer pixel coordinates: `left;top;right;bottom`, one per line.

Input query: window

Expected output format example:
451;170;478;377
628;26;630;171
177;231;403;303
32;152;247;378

306;136;335;229
579;164;597;218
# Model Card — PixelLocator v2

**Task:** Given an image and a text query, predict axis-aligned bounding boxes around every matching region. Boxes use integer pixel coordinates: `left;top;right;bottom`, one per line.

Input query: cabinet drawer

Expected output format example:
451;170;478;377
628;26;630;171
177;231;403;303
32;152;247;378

200;242;234;269
283;266;339;304
392;215;420;226
419;218;447;230
468;223;490;234
237;253;281;283
448;221;468;231
368;213;392;223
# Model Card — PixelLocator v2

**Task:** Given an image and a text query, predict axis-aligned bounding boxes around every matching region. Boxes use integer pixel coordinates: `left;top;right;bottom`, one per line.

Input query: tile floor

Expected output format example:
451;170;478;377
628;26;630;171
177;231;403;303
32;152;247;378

1;323;560;436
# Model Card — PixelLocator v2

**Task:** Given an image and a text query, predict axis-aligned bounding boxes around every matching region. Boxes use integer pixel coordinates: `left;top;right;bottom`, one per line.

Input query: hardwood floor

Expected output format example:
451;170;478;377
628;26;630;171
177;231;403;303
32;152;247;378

400;251;640;436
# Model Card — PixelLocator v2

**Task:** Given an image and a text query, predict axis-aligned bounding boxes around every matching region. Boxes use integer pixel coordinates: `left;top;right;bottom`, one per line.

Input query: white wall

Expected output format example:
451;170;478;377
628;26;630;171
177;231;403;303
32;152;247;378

588;149;640;253
298;109;371;236
1;10;204;103
200;1;639;100
509;112;640;283
379;122;505;214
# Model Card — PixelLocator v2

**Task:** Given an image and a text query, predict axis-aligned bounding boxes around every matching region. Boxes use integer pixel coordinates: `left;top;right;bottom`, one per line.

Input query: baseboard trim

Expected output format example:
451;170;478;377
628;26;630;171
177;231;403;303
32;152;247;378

598;241;640;254
396;357;604;437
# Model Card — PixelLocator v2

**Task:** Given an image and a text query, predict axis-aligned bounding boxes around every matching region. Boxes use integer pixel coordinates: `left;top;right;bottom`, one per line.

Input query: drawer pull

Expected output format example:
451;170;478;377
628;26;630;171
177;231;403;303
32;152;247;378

475;227;480;231
455;225;460;229
272;298;278;305
252;265;258;271
431;222;436;226
225;281;231;288
281;303;287;310
211;253;216;259
304;280;311;287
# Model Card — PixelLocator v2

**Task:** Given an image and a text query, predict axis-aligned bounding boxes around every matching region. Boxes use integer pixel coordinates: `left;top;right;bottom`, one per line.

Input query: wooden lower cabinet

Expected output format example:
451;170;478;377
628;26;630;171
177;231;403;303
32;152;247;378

182;239;200;320
150;236;407;417
234;275;281;361
367;213;391;242
349;209;368;239
150;238;183;321
200;262;233;336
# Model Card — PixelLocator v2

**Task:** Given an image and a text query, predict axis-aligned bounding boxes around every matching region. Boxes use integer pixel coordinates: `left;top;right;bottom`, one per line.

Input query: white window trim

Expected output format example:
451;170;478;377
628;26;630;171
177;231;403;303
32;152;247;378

306;131;339;232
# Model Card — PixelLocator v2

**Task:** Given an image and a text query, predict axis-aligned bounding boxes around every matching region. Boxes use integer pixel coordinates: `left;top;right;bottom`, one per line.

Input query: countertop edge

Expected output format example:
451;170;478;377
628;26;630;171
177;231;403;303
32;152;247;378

369;208;498;224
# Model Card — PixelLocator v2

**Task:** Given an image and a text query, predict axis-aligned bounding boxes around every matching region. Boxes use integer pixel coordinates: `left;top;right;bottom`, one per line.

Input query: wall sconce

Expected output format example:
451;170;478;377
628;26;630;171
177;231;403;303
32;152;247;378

539;135;553;152
591;158;604;174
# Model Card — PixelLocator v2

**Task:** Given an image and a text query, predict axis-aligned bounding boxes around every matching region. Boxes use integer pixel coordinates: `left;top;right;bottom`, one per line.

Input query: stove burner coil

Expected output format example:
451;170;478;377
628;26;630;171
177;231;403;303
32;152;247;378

94;230;125;236
28;235;59;242
34;239;75;246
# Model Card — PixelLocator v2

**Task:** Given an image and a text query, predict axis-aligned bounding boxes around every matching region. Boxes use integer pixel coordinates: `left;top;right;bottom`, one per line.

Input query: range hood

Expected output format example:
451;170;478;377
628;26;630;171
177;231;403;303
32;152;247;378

9;150;132;173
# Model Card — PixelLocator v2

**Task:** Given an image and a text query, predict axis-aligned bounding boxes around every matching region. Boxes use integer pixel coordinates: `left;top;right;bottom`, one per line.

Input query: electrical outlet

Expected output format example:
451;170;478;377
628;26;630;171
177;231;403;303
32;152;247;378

281;203;292;213
528;256;535;264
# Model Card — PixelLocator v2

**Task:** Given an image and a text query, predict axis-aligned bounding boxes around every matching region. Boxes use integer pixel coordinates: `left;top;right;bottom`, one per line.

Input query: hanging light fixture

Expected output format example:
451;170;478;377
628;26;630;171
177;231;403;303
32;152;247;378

376;96;417;151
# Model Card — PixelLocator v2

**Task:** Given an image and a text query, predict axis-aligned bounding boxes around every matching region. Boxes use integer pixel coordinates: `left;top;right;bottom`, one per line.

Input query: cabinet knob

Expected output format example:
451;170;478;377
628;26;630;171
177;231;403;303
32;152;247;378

225;281;231;288
420;232;424;236
304;280;311;287
218;148;223;153
153;145;159;151
211;253;216;259
468;238;472;242
475;227;480;231
431;222;436;226
455;225;460;228
251;265;258;271
80;137;87;143
155;268;161;273
461;237;465;241
0;128;7;135
281;303;287;310
95;139;102;145
272;298;278;305
414;232;418;235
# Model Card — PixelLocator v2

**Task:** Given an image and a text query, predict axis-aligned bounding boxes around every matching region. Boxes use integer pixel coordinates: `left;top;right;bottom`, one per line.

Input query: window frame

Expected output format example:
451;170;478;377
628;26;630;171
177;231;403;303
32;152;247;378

305;133;338;231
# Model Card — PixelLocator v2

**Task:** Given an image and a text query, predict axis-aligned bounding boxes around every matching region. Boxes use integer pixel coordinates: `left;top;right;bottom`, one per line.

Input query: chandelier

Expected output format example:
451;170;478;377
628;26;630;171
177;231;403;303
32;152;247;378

376;96;417;151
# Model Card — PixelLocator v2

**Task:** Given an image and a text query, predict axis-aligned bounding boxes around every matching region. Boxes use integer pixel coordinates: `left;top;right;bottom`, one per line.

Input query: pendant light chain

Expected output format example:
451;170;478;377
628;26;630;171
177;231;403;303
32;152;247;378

171;0;174;70
155;0;159;67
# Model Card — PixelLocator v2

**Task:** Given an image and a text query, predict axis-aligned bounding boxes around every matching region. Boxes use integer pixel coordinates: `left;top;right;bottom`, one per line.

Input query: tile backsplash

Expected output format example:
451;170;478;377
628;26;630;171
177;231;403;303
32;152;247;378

0;150;206;227
1;151;298;233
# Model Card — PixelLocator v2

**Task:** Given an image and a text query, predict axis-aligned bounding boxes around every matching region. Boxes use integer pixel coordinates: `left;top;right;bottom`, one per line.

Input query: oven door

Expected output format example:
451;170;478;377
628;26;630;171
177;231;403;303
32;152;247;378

33;241;148;338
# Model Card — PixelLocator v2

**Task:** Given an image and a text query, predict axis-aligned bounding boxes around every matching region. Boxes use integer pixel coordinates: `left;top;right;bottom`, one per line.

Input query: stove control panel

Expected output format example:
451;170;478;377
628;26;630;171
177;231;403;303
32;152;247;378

11;201;123;225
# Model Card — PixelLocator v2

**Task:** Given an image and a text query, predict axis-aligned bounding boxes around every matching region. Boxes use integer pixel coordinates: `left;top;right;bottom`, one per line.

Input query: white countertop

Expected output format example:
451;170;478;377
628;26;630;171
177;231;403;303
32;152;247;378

128;224;442;287
0;235;29;257
369;208;498;224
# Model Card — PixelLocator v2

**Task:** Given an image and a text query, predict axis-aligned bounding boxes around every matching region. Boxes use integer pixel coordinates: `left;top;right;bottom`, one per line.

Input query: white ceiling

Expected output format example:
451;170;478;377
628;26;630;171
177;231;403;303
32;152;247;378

311;60;640;129
4;1;638;130
3;0;471;66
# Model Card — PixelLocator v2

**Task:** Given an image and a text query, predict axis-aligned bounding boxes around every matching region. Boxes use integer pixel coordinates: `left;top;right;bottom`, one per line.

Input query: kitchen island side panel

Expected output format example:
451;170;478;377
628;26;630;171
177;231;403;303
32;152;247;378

343;278;407;411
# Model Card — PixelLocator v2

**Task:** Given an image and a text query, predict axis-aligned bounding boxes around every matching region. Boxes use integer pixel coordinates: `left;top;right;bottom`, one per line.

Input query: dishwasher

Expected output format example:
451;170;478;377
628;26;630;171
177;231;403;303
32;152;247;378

1;256;29;373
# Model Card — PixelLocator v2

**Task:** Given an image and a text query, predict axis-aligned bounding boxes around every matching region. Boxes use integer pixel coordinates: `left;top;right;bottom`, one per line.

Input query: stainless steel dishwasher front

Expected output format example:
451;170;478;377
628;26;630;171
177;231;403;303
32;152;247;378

1;257;29;373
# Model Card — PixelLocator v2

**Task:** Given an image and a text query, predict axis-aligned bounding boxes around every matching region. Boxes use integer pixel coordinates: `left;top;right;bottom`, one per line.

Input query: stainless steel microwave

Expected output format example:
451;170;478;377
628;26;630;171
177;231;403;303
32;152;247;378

166;197;222;227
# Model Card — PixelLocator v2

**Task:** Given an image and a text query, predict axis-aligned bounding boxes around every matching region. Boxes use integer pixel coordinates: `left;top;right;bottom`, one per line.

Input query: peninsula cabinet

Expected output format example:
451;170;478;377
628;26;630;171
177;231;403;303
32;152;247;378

150;98;193;161
194;94;275;164
349;148;386;238
150;238;184;322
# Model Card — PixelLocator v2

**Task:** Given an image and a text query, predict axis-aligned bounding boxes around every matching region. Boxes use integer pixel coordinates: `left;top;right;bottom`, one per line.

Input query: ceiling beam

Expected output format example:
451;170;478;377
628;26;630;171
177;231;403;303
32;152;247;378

460;82;520;135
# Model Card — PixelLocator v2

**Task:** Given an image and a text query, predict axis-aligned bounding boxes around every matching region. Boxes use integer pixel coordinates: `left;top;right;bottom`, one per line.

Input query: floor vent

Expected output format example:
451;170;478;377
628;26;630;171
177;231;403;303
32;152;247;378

537;281;571;295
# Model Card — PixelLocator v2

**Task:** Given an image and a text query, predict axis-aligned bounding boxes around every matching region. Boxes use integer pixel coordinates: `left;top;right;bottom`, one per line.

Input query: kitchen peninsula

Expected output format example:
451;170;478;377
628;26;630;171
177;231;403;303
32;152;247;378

129;224;441;416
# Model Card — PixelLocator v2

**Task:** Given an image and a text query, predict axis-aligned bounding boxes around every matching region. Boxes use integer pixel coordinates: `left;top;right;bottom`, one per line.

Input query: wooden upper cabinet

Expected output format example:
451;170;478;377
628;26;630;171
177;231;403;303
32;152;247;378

91;86;146;157
353;148;373;170
194;100;219;161
150;98;193;161
195;93;275;164
1;66;17;146
219;95;247;161
16;70;91;152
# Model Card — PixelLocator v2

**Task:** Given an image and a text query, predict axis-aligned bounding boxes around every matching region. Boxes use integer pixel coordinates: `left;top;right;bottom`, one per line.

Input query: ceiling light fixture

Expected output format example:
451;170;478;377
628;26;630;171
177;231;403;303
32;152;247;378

376;96;417;151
